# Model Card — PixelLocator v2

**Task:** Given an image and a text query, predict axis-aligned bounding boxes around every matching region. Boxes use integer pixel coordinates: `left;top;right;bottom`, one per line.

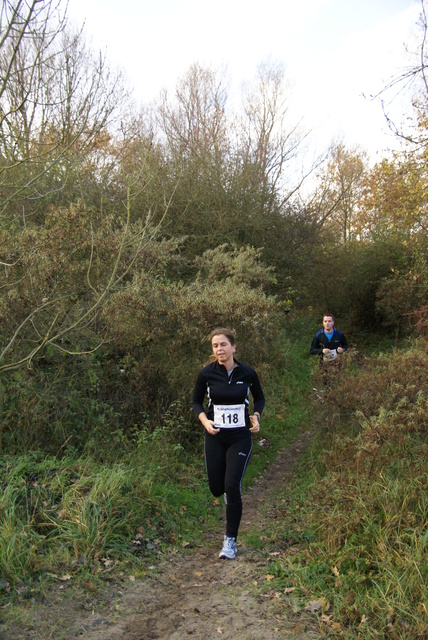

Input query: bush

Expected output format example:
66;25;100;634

1;242;282;454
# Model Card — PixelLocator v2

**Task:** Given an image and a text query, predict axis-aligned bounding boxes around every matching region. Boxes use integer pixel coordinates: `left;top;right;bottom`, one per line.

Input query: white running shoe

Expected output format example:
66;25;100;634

219;535;237;560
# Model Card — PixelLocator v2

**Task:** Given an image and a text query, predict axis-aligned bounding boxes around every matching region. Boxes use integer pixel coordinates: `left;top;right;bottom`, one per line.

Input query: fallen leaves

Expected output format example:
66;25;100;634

321;614;342;632
46;572;72;582
304;600;322;613
359;614;368;627
101;558;114;568
304;596;330;613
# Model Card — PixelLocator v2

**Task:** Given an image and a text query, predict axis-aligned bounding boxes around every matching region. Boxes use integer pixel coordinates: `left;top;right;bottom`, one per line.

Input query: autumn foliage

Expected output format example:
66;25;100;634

0;3;427;637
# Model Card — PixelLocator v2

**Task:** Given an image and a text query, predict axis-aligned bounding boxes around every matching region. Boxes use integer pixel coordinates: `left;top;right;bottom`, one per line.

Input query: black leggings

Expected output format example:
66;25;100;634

204;429;253;539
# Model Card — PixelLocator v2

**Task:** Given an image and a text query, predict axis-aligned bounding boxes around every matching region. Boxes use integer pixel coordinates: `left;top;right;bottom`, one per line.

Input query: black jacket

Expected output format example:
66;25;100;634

192;359;265;430
310;328;348;356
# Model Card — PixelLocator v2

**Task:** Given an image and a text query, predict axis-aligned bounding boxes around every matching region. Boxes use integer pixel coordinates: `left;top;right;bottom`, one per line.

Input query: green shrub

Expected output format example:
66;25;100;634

1;241;282;455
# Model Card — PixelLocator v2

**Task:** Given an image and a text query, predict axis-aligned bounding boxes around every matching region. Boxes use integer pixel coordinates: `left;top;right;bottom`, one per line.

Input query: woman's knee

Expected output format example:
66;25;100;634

208;481;224;497
224;482;241;501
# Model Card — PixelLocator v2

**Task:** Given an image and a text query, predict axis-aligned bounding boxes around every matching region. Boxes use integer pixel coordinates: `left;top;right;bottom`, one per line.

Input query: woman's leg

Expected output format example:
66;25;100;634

204;432;227;497
223;431;252;539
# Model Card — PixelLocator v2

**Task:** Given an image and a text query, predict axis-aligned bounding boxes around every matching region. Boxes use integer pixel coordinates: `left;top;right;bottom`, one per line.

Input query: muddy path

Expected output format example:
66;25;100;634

2;430;322;640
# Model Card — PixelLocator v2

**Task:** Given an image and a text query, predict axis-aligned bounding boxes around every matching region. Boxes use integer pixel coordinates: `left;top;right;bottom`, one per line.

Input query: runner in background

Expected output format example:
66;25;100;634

192;327;265;560
310;313;348;384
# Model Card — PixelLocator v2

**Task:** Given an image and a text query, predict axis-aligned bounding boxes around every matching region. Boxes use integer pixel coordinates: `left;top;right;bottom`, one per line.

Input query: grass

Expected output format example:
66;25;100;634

0;320;300;580
0;317;308;593
0;441;206;591
256;326;428;639
1;316;427;639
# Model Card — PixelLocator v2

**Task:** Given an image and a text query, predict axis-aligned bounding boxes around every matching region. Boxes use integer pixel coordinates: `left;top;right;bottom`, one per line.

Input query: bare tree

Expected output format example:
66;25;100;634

0;0;128;219
374;0;428;149
238;60;311;209
157;63;229;180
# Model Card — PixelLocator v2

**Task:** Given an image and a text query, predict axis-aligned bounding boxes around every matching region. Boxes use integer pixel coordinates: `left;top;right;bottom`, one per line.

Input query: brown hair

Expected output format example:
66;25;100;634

209;327;236;346
323;313;335;322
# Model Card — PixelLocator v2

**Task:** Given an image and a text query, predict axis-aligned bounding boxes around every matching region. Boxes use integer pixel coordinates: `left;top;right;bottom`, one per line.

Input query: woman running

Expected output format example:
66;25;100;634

192;327;265;559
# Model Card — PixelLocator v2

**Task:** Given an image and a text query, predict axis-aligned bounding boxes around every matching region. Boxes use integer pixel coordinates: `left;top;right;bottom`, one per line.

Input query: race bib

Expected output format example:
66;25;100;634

323;348;337;362
213;404;246;429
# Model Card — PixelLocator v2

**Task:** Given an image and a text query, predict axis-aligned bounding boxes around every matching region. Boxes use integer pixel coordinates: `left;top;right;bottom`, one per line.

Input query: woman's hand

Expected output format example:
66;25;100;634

204;420;220;435
249;414;260;434
199;412;220;435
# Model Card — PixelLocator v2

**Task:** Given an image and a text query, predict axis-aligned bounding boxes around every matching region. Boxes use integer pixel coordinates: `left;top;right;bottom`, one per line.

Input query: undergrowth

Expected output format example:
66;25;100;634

261;331;428;639
0;318;297;611
1;317;426;640
0;426;208;594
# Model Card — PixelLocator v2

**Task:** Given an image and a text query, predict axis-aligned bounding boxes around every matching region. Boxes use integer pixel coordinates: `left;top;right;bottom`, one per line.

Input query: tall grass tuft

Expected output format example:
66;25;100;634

0;422;208;589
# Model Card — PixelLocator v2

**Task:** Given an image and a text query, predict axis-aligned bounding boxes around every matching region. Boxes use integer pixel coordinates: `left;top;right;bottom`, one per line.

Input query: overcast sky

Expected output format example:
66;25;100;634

68;0;422;158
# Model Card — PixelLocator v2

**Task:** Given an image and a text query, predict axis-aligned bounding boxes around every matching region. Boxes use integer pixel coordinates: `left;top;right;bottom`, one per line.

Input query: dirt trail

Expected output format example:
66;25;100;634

2;430;322;640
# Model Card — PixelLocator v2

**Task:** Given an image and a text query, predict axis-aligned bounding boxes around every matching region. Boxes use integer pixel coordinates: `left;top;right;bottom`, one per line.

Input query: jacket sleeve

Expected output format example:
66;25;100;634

310;333;323;355
340;332;349;351
192;370;207;417
251;370;265;415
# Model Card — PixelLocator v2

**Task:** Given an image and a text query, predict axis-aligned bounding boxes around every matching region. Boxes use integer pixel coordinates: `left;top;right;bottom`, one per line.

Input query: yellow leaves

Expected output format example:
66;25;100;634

359;615;368;627
265;574;275;581
418;602;427;614
47;572;72;582
321;614;342;632
331;566;341;587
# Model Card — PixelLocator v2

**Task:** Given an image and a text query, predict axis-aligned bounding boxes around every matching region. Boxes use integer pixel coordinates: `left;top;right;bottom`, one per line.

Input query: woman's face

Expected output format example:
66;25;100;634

211;334;236;365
